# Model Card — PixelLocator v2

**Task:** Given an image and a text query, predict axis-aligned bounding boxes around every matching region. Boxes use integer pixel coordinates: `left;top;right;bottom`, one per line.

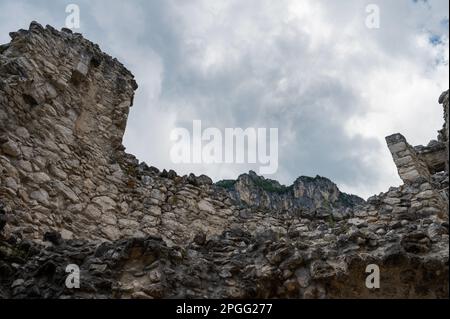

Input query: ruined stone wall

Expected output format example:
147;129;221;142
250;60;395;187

385;90;449;223
0;23;448;299
387;90;449;179
0;22;138;241
0;23;251;245
386;134;432;183
0;22;373;247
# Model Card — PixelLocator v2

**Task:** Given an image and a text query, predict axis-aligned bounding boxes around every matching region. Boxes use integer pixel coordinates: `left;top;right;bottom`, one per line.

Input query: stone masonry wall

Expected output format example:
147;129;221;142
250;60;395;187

0;23;368;247
0;23;268;246
0;23;448;299
386;134;432;184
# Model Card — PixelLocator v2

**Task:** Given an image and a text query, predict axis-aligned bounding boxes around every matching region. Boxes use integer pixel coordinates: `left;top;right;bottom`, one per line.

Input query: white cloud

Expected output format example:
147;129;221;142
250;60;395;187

0;1;58;44
0;0;448;199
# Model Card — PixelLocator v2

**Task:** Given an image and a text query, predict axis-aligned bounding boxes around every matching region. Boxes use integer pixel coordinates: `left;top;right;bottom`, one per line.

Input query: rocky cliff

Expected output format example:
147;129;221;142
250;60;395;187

0;23;448;299
217;171;365;220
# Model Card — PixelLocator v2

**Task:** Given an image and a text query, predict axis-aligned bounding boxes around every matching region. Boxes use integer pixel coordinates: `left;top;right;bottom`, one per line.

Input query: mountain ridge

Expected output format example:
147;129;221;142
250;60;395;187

0;22;448;299
216;170;365;220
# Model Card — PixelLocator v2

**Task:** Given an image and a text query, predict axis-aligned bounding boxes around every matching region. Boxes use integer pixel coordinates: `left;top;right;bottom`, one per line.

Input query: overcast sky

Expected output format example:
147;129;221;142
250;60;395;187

0;0;448;198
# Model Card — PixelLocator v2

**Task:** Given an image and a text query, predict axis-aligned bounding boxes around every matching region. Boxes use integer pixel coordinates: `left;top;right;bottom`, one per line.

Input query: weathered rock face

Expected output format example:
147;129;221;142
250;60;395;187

217;171;365;220
0;23;448;299
1;228;448;299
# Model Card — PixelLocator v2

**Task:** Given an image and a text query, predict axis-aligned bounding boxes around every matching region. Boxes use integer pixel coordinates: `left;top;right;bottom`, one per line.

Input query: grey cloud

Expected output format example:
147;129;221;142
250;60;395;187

0;0;448;198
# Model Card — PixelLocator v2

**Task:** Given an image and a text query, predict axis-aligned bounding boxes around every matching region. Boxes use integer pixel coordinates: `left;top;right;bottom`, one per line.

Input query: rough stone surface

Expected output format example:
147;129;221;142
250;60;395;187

0;23;448;299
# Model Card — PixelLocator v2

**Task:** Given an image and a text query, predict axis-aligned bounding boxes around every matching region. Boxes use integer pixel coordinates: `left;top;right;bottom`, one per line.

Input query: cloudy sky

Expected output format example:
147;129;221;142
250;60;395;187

0;0;448;198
